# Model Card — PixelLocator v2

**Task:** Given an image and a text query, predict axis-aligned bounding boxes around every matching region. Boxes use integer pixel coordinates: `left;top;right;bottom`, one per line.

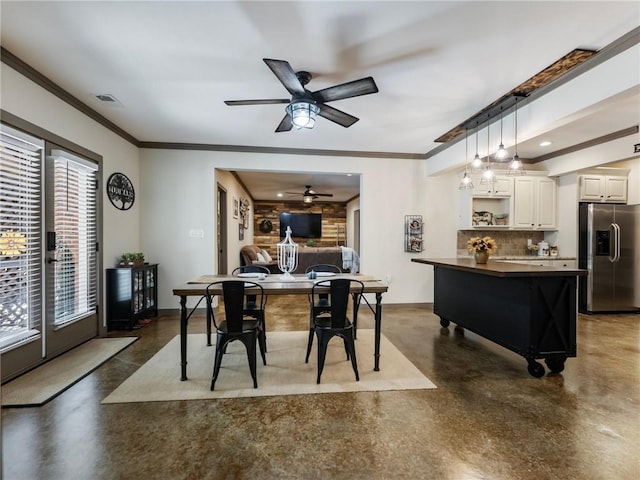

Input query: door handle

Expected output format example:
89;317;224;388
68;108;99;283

610;223;620;263
47;257;59;264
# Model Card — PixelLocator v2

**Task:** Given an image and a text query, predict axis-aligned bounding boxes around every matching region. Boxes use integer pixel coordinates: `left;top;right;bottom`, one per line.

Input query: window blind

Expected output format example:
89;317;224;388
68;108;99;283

52;154;98;326
0;126;44;351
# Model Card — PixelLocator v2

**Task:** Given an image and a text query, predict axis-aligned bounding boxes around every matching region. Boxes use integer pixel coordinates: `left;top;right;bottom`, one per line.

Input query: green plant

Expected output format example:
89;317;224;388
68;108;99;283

132;252;144;261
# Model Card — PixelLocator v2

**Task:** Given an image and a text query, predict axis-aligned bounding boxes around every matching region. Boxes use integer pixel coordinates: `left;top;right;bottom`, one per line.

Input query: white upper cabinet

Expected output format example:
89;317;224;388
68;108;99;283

512;176;558;230
579;174;628;203
472;175;513;197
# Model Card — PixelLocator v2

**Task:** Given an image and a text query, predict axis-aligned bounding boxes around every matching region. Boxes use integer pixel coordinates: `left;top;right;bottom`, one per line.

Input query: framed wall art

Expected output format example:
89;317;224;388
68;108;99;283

233;197;239;219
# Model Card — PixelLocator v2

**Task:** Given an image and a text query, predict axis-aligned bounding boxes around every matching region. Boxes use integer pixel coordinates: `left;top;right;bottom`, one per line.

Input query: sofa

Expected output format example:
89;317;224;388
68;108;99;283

240;245;280;274
240;245;353;274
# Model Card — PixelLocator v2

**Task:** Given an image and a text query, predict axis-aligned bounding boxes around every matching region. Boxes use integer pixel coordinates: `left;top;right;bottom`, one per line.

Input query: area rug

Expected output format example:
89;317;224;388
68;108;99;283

2;337;138;407
102;330;436;403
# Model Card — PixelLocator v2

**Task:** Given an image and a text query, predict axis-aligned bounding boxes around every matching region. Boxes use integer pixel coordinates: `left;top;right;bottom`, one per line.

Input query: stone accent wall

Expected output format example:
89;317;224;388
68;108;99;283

253;202;346;254
457;230;544;257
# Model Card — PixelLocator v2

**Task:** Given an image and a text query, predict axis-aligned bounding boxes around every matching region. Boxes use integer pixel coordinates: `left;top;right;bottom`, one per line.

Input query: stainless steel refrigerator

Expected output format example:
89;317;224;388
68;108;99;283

579;203;640;313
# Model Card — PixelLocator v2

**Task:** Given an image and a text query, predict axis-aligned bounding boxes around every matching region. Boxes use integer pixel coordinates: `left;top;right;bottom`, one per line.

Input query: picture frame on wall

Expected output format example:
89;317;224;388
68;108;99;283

239;223;244;241
233;197;239;219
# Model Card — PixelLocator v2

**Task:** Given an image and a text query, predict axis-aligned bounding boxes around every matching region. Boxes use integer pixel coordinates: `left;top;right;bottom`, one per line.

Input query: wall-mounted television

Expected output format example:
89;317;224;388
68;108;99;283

279;212;322;238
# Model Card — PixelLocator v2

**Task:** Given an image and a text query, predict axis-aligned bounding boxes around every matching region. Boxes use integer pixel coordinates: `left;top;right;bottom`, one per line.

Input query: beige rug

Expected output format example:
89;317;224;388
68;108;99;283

2;337;138;407
102;330;436;403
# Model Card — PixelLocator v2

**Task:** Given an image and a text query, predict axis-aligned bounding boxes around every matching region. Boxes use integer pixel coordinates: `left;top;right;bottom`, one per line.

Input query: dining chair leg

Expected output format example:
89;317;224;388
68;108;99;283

346;331;359;381
211;336;226;391
305;327;315;363
316;331;332;384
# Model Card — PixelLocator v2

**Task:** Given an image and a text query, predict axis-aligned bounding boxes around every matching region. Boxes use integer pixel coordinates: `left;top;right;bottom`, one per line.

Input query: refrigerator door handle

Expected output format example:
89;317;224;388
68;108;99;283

611;222;621;263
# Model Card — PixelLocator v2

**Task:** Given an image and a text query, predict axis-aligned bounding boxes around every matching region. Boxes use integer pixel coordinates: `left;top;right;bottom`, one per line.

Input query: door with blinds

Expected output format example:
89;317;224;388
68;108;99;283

1;125;99;382
44;147;98;358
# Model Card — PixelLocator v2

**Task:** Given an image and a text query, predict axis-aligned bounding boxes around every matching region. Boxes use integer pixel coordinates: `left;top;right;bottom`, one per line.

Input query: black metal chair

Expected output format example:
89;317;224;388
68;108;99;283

305;263;342;310
305;278;364;384
206;280;267;390
231;265;270;351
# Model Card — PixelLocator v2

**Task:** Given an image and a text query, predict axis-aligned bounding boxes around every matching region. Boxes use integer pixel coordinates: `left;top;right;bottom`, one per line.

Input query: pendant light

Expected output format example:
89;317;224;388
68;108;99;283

471;124;482;168
480;118;494;184
508;95;526;175
495;109;508;160
459;128;474;190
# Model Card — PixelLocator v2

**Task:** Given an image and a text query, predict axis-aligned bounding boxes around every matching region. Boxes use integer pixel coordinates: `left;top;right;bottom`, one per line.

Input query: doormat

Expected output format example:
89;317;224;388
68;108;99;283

2;337;138;407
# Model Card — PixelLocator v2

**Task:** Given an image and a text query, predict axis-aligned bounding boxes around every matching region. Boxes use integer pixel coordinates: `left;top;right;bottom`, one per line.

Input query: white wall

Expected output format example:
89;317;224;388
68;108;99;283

1;64;140;327
346;196;360;250
214;169;253;270
139;149;433;308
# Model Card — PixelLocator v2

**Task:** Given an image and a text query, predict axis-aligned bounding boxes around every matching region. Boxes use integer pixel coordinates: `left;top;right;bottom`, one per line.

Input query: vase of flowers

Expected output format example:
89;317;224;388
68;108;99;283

467;236;497;264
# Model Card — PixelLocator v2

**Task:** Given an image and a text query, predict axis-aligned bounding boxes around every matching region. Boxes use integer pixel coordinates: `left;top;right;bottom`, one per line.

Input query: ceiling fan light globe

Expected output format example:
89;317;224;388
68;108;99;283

286;101;319;129
303;195;313;203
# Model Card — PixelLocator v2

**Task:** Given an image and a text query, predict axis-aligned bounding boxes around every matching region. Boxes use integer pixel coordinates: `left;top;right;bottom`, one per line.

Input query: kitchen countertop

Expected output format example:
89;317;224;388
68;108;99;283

413;257;587;277
457;255;576;261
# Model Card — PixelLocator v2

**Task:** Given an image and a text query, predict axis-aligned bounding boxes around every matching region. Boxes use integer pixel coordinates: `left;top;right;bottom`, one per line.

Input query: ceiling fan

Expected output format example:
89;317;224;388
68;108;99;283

286;185;333;203
224;58;378;132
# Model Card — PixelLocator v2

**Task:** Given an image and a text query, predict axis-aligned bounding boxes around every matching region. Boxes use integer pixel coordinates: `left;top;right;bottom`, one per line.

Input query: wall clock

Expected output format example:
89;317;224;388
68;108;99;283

106;172;135;211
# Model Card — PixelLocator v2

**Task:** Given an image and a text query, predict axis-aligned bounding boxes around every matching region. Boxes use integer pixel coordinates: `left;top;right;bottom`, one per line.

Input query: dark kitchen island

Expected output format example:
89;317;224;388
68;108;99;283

412;258;588;377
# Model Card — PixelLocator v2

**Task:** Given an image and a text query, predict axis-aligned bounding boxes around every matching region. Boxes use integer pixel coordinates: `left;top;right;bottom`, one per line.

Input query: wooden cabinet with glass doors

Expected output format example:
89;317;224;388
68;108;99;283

106;264;158;330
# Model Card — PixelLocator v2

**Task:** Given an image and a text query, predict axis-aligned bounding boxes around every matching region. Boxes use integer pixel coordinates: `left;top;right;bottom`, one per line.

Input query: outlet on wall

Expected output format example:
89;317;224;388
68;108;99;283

385;275;392;284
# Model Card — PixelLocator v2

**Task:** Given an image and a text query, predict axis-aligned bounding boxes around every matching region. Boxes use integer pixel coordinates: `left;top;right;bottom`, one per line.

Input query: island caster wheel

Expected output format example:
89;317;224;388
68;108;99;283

527;360;545;378
545;357;566;374
439;318;450;328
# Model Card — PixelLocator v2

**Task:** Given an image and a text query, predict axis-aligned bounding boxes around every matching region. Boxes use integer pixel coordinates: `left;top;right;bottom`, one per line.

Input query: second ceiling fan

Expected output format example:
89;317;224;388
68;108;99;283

224;58;379;132
286;185;333;204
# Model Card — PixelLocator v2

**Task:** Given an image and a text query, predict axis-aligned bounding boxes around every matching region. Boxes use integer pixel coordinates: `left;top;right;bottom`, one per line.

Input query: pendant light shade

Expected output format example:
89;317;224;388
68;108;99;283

508;95;526;175
472;124;482;168
480;119;494;185
495;111;508;160
459;128;474;190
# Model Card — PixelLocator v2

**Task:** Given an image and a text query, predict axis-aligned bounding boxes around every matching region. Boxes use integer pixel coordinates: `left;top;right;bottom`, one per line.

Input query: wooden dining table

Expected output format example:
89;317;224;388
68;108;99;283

172;273;389;381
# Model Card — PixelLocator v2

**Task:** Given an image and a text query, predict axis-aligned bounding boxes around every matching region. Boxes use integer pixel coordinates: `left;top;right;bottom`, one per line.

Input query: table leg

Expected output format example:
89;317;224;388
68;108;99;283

374;292;382;371
352;293;360;340
180;295;188;381
205;294;212;346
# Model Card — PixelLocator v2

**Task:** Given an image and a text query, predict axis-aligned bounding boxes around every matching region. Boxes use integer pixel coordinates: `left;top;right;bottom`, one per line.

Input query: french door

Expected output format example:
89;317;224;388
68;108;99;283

1;124;99;382
44;147;99;358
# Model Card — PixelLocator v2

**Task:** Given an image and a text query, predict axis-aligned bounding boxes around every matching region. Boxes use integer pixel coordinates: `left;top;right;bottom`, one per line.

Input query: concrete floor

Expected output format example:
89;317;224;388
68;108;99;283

2;297;639;479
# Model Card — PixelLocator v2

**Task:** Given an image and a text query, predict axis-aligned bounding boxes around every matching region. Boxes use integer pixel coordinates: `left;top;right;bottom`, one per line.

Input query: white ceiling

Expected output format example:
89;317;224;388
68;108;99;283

1;1;638;202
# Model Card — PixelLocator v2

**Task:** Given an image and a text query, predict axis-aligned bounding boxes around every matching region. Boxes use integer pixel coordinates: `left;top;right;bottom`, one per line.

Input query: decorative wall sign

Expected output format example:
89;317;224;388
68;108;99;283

107;172;135;210
405;215;423;252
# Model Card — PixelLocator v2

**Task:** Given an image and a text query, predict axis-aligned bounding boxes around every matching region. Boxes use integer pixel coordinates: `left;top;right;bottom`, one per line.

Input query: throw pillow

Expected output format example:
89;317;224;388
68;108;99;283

256;252;266;263
261;249;273;262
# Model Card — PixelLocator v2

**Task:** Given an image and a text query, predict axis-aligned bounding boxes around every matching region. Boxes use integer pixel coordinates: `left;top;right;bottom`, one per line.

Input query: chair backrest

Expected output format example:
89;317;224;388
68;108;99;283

206;280;264;332
232;265;270;276
305;263;341;274
311;279;364;328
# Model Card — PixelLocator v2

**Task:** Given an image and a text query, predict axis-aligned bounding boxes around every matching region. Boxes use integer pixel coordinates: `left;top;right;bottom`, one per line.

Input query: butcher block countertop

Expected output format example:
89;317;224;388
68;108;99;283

411;258;587;278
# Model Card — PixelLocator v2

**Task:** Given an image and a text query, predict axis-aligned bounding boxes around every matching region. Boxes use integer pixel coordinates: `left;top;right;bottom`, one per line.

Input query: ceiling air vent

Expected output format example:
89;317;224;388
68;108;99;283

94;94;123;107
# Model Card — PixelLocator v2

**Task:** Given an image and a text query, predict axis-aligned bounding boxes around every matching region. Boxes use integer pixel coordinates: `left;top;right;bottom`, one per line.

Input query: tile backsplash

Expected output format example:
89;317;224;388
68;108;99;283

457;230;544;257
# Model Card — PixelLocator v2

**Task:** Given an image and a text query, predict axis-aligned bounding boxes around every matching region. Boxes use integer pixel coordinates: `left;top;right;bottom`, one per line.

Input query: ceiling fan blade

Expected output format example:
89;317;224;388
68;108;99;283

224;99;289;106
317;104;359;128
263;58;306;96
312;76;378;103
311;193;333;197
275;115;293;132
